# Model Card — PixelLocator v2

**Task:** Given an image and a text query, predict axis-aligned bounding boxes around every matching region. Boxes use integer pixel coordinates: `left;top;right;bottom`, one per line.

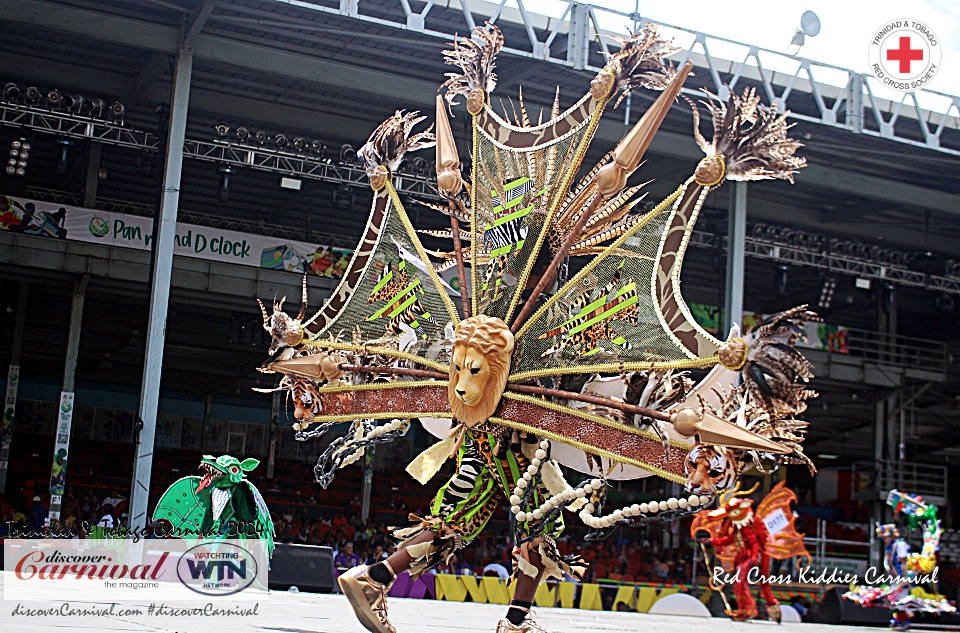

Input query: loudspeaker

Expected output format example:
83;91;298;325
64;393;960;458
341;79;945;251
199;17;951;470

269;544;336;593
815;587;890;625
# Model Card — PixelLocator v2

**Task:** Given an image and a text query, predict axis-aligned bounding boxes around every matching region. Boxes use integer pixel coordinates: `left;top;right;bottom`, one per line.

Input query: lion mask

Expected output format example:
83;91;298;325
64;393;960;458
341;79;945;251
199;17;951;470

449;315;514;427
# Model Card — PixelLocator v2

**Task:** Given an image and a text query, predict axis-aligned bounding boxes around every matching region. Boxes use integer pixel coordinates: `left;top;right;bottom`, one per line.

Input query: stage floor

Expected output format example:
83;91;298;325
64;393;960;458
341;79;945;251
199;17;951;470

1;573;878;633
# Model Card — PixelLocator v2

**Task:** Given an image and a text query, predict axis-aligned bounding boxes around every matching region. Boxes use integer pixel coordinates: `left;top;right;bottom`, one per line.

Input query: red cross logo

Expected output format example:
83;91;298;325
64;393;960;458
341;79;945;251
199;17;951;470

886;36;924;73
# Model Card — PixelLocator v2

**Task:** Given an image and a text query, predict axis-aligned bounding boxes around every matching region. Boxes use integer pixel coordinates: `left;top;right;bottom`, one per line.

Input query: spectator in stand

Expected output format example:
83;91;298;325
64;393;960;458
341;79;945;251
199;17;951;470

483;561;510;580
97;504;115;528
366;545;387;565
102;491;126;510
27;495;47;530
334;542;362;570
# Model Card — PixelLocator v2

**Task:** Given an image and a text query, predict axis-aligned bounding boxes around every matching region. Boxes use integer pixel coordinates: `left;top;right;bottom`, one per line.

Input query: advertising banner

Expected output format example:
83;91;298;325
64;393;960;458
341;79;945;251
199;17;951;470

0;195;352;278
4;539;268;602
48;392;74;520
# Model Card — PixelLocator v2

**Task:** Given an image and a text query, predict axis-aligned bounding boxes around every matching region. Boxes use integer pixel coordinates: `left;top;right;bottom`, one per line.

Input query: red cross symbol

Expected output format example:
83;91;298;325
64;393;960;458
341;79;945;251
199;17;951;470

886;36;924;73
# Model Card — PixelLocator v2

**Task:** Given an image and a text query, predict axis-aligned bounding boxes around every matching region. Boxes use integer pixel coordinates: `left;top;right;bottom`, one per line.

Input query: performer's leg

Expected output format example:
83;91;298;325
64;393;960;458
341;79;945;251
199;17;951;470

498;547;548;633
758;554;781;623
731;559;758;620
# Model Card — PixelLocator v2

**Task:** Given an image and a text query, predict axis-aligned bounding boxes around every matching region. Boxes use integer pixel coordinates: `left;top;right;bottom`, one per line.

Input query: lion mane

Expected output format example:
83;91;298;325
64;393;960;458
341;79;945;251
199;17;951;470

449;315;514;426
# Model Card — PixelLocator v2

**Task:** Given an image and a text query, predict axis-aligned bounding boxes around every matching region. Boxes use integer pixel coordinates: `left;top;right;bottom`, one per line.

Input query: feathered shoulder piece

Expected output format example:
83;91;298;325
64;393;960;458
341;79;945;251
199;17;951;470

691;87;806;183
358;110;435;177
742;305;820;418
440;22;503;111
592;23;680;106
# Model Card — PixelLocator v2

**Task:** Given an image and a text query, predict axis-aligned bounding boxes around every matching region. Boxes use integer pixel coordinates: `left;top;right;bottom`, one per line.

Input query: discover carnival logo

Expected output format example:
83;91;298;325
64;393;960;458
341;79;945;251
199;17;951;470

868;19;941;92
3;539;267;602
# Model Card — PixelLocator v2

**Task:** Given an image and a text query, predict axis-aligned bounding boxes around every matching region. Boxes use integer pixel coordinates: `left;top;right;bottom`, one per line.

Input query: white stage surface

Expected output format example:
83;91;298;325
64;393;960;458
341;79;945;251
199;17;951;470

0;573;881;633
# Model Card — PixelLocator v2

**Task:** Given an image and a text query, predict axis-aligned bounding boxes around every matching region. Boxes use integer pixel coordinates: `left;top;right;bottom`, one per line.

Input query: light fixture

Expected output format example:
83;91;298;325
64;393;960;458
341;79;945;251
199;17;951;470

109;102;125;124
2;83;19;101
255;131;268;144
6;137;30;177
24;86;41;104
65;94;83;111
935;293;955;313
235;127;250;142
340;144;356;163
817;454;839;460
98;166;108;180
818;276;836;309
87;98;105;116
218;165;233;204
411;157;427;175
292;137;306;152
310;140;325;155
775;264;789;296
55;138;74;175
46;89;63;108
332;184;355;210
274;134;288;149
215;123;230;138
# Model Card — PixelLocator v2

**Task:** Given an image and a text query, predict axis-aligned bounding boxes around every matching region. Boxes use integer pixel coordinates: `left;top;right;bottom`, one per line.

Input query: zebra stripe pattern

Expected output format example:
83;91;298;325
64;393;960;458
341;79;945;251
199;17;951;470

440;435;484;509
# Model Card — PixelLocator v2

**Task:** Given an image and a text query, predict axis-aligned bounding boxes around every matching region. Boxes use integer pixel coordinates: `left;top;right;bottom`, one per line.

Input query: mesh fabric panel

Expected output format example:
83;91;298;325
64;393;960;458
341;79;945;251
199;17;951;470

470;94;598;322
512;182;709;377
314;192;456;352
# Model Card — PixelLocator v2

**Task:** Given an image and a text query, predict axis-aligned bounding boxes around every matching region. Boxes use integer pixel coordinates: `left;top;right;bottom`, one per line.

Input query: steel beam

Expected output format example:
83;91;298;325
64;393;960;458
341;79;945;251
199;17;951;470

0;283;29;494
129;45;194;531
83;142;101;208
723;181;746;337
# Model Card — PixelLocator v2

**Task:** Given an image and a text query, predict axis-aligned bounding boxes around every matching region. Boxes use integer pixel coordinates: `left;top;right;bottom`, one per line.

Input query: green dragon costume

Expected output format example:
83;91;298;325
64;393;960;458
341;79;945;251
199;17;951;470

153;454;275;559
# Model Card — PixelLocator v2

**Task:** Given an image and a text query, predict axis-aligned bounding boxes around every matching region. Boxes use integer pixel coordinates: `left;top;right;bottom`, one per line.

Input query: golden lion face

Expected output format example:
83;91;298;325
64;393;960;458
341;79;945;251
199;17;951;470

448;315;514;427
452;346;492;407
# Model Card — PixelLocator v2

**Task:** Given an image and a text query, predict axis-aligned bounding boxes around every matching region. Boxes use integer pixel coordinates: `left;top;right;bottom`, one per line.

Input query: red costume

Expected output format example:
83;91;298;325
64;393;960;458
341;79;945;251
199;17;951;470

692;482;810;623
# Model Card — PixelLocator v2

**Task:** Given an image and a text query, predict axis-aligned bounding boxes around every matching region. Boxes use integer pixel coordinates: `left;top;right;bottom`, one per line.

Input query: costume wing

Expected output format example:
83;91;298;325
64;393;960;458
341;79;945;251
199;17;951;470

153;476;207;533
307;183;459;353
690;511;736;570
756;481;811;564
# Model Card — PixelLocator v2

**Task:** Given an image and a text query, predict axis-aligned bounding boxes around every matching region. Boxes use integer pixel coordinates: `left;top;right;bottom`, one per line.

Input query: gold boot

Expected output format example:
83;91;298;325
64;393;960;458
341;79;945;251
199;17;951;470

338;564;396;633
766;603;782;624
495;608;550;633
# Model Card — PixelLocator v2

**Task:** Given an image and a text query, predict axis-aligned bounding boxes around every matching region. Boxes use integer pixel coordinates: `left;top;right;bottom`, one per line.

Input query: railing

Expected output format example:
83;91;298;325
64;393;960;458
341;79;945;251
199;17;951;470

845;328;948;375
267;0;960;155
852;460;948;502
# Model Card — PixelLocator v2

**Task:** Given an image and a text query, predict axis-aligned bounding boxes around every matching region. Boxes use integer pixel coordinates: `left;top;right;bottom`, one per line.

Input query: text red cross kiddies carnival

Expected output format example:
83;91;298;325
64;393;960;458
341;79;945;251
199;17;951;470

886;36;924;73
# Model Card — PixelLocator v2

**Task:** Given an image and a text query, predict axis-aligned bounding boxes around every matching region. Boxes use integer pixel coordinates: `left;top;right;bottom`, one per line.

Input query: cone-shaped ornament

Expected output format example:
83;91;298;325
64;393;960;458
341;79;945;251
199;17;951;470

596;61;693;198
435;94;463;197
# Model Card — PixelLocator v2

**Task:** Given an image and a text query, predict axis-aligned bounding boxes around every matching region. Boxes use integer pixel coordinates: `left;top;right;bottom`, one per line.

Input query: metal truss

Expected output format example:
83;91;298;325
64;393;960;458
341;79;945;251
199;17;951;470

2;103;442;201
287;0;960;155
688;230;960;296
182;139;441;199
0;103;159;150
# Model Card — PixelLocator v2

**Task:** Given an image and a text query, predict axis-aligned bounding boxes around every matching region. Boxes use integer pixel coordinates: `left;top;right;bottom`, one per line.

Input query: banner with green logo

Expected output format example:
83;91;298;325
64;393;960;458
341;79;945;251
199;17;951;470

0;195;352;278
48;391;74;521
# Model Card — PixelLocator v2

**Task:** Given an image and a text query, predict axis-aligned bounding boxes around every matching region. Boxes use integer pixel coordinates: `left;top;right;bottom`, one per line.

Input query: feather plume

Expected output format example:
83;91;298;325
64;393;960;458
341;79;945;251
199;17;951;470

440;22;503;105
742;306;820;418
607;24;681;107
691;87;806;182
359;111;436;174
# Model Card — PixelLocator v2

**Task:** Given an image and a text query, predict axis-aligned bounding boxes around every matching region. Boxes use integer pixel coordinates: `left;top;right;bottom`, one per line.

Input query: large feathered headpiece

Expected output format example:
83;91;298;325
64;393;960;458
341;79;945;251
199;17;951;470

440;22;504;106
691;87;806;182
358;110;436;175
605;24;681;106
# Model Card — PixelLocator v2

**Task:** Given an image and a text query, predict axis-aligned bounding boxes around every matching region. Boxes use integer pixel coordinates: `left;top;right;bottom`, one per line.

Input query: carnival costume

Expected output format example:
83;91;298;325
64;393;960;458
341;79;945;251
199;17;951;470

692;481;810;622
153;453;276;559
256;22;818;633
844;490;955;630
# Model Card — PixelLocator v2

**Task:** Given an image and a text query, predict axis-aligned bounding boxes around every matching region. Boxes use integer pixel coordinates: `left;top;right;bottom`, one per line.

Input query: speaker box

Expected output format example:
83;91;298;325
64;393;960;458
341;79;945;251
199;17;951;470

815;587;890;625
269;544;336;593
